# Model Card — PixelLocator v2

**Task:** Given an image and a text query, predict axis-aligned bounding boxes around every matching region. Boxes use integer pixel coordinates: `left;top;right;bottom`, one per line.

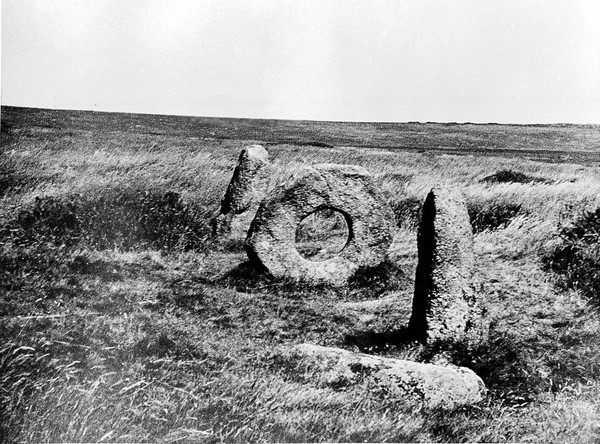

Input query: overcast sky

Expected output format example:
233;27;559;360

2;0;600;123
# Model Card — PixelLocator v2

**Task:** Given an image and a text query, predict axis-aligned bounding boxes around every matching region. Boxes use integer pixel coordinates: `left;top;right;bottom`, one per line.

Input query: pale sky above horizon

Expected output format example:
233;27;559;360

2;0;600;123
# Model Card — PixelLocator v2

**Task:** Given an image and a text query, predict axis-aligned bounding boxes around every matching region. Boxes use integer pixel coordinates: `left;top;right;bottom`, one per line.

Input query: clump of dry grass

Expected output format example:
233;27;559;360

4;188;213;251
543;208;600;302
480;169;553;185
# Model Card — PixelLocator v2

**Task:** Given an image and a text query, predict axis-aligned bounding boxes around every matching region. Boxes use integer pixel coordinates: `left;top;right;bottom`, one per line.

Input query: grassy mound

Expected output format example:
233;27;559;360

481;169;552;185
4;189;212;252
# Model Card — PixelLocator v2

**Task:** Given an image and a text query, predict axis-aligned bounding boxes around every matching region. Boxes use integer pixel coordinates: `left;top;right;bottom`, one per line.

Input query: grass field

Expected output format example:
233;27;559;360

2;105;600;442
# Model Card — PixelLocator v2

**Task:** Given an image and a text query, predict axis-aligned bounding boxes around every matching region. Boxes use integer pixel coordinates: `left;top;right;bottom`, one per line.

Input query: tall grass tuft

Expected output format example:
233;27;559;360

468;202;524;233
543;207;600;301
388;197;423;230
0;337;58;441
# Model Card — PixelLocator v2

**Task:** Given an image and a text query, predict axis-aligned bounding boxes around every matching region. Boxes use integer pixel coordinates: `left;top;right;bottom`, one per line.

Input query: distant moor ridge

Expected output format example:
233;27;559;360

3;106;600;164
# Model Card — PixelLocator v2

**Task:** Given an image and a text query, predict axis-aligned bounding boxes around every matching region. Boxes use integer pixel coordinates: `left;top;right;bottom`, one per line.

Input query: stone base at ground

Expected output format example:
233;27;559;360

285;343;486;410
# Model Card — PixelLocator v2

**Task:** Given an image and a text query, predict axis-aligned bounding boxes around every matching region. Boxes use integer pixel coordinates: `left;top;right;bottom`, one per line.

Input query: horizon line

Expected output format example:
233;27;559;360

2;103;599;127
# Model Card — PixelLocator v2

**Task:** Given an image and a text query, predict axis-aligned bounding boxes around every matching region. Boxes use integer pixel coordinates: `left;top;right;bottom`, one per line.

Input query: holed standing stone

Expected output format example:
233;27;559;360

244;164;394;286
408;187;486;345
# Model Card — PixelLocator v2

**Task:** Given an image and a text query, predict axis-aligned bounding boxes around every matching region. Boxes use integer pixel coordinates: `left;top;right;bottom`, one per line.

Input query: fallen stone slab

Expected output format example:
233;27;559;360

213;145;270;239
244;164;394;286
286;343;486;410
408;187;487;346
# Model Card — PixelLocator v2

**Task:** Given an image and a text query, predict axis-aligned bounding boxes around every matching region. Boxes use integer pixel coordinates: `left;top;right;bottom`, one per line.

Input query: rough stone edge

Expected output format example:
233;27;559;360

408;187;488;347
212;145;270;241
284;343;486;411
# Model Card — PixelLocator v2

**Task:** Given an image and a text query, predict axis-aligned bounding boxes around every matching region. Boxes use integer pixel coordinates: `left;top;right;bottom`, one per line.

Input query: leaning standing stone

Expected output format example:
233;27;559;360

213;145;270;239
408;187;486;345
245;164;394;287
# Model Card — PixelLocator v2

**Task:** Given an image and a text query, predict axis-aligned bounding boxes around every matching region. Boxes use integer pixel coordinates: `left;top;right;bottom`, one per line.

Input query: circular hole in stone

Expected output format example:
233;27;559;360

295;209;350;261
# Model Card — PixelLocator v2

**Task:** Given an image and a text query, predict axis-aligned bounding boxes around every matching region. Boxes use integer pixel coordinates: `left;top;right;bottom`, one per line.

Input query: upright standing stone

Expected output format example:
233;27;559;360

213;145;270;239
245;164;394;286
408;187;486;345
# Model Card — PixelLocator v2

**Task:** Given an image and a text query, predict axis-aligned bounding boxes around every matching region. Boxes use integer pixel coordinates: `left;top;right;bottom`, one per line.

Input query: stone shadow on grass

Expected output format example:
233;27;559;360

216;261;272;292
343;325;421;354
347;261;413;300
214;261;339;297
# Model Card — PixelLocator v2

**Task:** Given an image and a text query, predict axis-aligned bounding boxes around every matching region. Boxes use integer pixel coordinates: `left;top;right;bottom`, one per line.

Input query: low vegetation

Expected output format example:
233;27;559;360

2;106;600;442
480;169;553;185
543;208;600;303
468;202;524;233
5;189;211;251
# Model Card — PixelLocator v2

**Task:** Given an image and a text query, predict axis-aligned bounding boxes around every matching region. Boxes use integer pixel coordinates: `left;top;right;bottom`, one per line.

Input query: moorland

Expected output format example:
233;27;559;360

2;105;600;442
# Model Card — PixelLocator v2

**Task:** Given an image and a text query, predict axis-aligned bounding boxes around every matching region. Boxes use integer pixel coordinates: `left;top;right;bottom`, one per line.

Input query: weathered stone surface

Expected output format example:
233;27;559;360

287;343;486;410
213;145;270;238
408;187;486;345
244;164;394;286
